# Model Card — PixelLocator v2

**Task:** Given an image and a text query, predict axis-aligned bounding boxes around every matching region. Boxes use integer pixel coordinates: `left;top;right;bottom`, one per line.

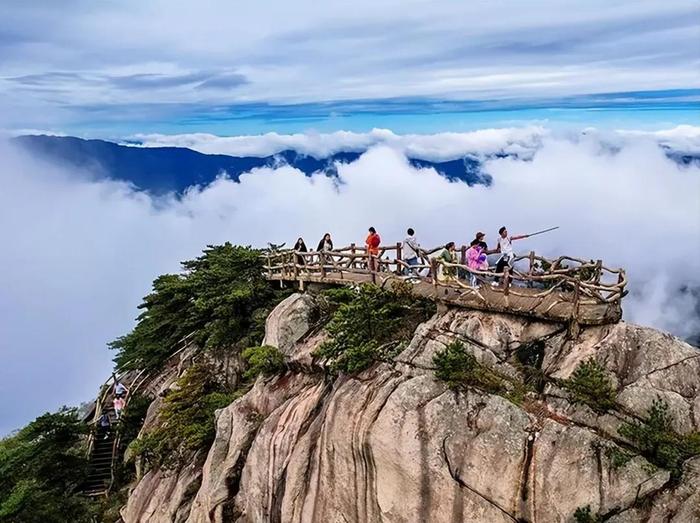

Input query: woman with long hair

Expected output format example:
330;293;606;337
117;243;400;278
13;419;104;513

316;233;334;268
294;237;308;267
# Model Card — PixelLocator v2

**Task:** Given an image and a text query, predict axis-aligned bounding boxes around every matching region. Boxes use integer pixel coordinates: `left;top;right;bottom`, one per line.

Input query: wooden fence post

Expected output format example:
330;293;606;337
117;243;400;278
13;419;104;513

503;267;511;296
320;251;326;279
396;242;402;274
529;251;535;276
460;245;467;266
370;252;376;284
594;259;602;284
569;279;581;338
293;252;298;280
350;243;356;269
431;258;438;288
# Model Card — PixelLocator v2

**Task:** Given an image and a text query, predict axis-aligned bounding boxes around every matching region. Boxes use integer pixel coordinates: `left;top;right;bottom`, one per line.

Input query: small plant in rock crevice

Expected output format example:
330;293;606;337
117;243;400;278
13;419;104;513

560;358;617;413
605;445;634;470
619;398;700;481
573;505;602;523
432;341;505;393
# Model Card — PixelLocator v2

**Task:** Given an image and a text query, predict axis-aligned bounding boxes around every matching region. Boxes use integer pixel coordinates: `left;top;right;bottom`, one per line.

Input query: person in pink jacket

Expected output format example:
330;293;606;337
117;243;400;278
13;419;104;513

113;396;126;420
466;240;488;286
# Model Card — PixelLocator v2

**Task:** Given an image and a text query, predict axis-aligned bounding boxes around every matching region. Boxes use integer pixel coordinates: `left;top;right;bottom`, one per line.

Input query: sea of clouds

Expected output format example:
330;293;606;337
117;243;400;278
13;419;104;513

1;126;699;434
132;124;700;159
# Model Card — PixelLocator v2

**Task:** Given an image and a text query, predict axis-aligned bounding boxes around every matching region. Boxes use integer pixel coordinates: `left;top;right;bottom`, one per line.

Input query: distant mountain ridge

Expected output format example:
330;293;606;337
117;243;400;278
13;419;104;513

12;135;492;195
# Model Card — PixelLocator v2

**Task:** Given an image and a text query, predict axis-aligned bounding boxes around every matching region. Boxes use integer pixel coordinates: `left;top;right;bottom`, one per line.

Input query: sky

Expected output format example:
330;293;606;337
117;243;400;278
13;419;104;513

0;1;699;434
1;0;699;135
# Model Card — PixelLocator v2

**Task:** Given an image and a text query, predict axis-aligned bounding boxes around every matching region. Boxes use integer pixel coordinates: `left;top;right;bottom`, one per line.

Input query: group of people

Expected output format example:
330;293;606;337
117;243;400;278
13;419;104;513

290;225;530;286
293;227;382;270
435;226;529;285
96;379;129;439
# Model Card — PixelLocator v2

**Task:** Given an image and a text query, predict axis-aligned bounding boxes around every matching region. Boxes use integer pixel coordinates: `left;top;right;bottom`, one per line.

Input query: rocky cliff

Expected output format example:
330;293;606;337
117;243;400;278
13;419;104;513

121;293;700;523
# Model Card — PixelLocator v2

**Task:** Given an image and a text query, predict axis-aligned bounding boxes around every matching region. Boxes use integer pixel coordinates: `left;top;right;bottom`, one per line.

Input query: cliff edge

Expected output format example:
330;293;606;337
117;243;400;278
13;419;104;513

121;292;700;523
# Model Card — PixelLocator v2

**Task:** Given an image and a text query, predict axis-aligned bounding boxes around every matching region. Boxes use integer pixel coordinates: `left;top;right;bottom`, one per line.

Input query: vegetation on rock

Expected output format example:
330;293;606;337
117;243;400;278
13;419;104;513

110;243;289;371
129;363;235;469
242;345;286;380
0;409;92;523
619;398;700;480
315;282;436;373
561;358;617;413
605;445;634;470
573;505;602;523
433;341;505;392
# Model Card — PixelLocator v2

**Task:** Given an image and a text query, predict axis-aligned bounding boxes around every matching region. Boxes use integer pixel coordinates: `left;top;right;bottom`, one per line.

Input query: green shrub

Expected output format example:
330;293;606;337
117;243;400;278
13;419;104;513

315;282;435;374
605;445;633;470
110;243;289;371
433;341;504;393
0;409;94;523
573;505;602;523
130;364;235;469
242;345;285;380
561;358;616;413
619;398;700;480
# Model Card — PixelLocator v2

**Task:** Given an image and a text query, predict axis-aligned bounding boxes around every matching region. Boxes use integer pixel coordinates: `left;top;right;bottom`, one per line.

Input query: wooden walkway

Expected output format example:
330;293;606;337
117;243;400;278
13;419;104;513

264;244;627;327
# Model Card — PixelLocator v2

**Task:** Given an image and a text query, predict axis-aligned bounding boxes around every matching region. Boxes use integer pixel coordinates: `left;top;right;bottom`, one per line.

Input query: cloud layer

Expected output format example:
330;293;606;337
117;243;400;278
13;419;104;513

1;128;699;435
133;125;700;160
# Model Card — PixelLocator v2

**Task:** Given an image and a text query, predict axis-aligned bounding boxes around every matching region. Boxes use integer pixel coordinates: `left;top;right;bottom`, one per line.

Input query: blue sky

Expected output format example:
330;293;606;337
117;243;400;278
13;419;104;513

1;0;698;137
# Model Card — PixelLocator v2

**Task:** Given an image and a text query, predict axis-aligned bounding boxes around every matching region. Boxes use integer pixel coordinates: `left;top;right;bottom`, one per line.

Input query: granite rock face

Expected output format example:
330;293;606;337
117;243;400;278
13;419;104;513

122;293;700;523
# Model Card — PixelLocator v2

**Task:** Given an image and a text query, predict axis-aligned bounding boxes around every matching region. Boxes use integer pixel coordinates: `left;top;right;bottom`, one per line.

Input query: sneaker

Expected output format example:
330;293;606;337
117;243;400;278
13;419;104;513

491;281;498;287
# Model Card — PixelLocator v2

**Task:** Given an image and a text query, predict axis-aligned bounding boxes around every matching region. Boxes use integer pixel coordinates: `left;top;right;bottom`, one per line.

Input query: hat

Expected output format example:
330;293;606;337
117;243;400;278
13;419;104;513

476;231;485;239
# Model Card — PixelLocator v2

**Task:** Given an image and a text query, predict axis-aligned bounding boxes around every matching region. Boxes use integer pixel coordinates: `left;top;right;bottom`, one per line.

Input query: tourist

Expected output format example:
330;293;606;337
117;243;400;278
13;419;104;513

114;381;128;399
316;232;333;252
472;231;488;250
437;242;457;281
365;227;381;271
403;228;422;275
113;396;125;420
316;233;334;267
466;240;488;286
493;226;529;283
98;411;111;440
293;237;308;267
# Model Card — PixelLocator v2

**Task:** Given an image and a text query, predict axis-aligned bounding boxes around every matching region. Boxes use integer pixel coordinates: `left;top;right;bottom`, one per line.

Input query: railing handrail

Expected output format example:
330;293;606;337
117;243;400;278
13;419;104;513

85;331;197;495
262;242;627;312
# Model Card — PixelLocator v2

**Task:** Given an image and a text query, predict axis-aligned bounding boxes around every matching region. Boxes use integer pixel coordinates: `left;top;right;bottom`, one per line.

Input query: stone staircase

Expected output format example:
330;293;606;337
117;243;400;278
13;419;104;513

83;404;117;496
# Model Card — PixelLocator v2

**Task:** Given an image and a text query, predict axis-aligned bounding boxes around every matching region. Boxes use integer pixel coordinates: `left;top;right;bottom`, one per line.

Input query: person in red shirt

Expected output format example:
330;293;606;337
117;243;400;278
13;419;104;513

365;226;381;272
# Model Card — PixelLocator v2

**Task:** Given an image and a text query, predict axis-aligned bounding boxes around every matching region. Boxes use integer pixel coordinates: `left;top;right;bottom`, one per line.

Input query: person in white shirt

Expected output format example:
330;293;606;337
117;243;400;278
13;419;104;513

114;381;129;399
492;226;529;282
403;228;422;275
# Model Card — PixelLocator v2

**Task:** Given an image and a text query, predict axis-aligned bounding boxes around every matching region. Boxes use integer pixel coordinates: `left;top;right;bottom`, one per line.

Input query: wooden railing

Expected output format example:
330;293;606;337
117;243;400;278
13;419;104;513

84;333;196;496
263;243;627;327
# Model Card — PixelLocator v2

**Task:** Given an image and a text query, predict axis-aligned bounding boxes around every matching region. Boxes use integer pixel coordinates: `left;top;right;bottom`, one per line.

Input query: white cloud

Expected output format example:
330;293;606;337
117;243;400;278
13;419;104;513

0;0;698;129
130;126;549;160
1;128;699;435
616;125;700;155
131;125;700;161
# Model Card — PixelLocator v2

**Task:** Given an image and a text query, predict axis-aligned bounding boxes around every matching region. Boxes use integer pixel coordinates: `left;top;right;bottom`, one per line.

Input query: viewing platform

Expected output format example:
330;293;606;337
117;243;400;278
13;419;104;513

263;243;628;328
